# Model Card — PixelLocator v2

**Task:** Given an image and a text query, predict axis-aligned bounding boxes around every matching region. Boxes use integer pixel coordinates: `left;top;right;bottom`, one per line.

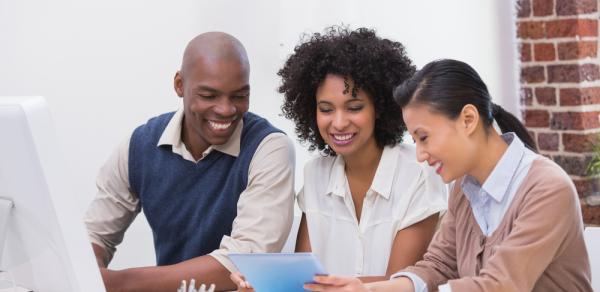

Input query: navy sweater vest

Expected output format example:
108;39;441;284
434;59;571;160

129;111;282;265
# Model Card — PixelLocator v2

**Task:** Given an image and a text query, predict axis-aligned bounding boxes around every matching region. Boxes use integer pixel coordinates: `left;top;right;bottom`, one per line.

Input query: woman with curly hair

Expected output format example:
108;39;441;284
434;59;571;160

231;26;448;289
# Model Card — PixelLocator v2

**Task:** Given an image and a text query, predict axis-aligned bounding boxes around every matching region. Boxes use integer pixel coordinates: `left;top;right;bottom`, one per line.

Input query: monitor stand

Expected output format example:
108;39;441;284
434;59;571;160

0;198;31;292
0;198;13;264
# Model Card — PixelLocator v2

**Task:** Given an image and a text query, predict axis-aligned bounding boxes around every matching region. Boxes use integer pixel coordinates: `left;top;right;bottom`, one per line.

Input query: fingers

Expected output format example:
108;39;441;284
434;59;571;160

303;275;365;292
230;272;246;283
304;282;331;291
314;275;356;286
229;272;253;291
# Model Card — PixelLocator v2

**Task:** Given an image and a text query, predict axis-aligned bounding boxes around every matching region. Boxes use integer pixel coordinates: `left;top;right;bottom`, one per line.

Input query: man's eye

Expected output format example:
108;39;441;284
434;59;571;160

233;94;249;100
199;95;216;99
419;136;428;142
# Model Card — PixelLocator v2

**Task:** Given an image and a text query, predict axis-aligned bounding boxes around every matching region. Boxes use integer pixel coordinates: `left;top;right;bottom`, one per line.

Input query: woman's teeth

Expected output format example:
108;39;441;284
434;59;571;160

333;134;353;141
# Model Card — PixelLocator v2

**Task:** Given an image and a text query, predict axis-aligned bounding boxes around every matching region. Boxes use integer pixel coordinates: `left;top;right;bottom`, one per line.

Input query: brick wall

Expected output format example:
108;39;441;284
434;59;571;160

517;0;600;225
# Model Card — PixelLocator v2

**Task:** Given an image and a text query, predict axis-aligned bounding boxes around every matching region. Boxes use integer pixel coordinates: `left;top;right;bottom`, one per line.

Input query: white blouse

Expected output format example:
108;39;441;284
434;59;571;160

298;144;448;276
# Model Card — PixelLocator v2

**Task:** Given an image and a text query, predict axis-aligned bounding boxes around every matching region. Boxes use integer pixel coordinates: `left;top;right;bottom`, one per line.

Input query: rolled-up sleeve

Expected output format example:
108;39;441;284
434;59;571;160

84;135;140;263
210;133;296;272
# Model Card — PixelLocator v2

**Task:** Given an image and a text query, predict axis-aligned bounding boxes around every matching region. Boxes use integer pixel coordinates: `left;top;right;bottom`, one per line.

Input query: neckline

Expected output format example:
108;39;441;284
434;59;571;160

461;157;541;240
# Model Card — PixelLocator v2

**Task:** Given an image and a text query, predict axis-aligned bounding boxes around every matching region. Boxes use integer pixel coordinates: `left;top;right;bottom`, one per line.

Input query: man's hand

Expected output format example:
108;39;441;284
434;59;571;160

229;272;254;292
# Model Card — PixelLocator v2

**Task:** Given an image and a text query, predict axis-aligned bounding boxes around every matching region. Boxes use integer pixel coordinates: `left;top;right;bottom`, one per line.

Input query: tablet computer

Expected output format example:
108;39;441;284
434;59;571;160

228;253;327;292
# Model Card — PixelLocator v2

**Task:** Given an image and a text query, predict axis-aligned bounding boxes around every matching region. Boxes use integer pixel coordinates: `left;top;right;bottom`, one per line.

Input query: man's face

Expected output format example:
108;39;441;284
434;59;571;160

175;58;250;151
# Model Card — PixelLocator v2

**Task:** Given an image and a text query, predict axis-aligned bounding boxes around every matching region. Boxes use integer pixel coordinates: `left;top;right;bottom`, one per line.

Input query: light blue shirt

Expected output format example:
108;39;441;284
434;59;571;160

392;132;537;292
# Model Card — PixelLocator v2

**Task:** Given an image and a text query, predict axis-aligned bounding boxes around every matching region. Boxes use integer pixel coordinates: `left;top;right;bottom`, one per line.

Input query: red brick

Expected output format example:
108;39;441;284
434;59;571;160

521;66;545;83
551;111;600;130
552;154;592;176
534;43;556;61
573;177;600;198
520;43;532;62
547;64;600;83
559;87;600;105
521;87;534;105
556;0;598;15
545;19;598;38
535;87;557;105
538;132;559;151
524;109;550;127
533;0;554;16
517;21;546;39
557;41;597;60
582;204;600;225
518;0;532;17
563;133;599;152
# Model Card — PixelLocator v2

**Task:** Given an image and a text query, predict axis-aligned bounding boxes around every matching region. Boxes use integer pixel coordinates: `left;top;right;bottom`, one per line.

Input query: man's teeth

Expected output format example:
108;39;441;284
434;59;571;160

209;121;232;130
334;134;353;141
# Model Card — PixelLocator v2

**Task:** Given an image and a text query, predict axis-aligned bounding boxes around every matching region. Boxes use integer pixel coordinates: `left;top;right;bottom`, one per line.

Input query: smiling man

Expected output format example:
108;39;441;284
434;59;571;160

84;32;295;292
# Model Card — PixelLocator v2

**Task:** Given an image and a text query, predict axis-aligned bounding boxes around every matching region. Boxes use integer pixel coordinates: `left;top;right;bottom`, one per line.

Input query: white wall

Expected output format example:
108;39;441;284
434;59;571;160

0;0;518;269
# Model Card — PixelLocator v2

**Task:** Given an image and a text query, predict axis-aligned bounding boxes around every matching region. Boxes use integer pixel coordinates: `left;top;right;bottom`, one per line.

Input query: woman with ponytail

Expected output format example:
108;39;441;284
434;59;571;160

304;59;592;292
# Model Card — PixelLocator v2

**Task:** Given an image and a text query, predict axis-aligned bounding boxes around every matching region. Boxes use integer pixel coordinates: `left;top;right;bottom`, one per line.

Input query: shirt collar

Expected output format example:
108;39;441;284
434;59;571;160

156;108;243;159
369;145;398;200
462;132;525;203
325;145;397;200
326;155;347;198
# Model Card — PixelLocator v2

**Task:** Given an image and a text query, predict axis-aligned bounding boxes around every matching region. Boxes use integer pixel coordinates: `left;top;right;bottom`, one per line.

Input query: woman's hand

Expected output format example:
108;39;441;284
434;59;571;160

303;275;371;292
229;272;254;292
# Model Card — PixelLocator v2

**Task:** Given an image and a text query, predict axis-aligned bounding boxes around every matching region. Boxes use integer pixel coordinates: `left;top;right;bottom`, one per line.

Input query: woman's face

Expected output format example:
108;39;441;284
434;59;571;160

402;103;475;183
315;74;378;158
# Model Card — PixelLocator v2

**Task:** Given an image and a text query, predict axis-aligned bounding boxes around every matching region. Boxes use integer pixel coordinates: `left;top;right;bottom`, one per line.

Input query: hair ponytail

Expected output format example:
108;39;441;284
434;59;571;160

491;103;537;151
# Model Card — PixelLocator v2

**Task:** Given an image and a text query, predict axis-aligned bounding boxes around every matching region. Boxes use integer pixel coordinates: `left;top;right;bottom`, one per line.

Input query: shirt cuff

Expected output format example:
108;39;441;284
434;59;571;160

438;283;452;292
209;249;238;274
389;272;427;292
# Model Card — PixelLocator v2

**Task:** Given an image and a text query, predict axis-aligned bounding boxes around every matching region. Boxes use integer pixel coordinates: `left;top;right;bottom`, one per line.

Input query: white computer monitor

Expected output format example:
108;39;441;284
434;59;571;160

0;96;105;292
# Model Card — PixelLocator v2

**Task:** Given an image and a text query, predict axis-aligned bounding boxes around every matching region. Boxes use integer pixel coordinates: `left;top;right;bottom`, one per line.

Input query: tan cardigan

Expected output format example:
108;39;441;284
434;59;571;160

403;157;592;291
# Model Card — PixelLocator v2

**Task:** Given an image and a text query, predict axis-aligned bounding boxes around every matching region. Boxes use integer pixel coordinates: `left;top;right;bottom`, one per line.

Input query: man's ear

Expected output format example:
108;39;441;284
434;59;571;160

174;71;184;97
458;104;480;136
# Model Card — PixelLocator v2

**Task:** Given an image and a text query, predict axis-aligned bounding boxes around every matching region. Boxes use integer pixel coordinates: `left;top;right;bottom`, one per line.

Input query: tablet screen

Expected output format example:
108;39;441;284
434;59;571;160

229;253;327;292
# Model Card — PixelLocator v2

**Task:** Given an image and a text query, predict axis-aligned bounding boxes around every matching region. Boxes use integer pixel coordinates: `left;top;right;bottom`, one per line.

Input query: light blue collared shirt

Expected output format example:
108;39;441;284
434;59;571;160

392;132;537;292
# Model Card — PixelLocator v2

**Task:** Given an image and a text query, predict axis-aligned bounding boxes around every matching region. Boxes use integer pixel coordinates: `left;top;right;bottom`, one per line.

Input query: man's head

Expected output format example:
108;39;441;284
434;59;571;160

174;32;250;154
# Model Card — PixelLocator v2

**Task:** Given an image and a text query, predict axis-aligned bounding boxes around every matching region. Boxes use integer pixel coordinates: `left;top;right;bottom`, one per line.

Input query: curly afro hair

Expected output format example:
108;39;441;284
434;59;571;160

278;26;416;156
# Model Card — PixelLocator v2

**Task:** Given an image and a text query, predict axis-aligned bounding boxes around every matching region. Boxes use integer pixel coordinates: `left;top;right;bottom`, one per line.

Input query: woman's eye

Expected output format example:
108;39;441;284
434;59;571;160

419;136;428;142
348;106;363;112
318;108;332;113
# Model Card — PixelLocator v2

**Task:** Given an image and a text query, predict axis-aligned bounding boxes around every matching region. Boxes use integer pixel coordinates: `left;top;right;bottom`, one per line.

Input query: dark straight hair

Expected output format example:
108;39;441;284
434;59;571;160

393;59;537;151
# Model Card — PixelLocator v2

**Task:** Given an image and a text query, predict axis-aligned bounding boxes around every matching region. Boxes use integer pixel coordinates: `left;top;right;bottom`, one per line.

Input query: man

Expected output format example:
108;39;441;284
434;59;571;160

84;32;295;291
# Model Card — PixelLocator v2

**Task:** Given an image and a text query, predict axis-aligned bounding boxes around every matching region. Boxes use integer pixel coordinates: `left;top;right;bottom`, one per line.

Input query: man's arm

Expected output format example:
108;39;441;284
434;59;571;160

92;243;110;268
101;255;233;292
102;133;296;292
85;136;140;267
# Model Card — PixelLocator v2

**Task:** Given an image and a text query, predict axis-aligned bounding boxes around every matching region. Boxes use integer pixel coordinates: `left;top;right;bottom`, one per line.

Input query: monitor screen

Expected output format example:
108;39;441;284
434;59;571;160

0;96;105;292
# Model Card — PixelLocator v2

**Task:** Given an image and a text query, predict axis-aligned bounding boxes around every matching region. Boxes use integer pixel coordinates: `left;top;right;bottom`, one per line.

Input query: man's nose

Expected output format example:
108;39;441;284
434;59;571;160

214;97;237;117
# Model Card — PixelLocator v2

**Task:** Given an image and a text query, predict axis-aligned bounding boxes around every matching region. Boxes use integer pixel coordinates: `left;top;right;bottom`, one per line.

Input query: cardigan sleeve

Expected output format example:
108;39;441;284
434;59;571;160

447;172;580;291
401;184;460;291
